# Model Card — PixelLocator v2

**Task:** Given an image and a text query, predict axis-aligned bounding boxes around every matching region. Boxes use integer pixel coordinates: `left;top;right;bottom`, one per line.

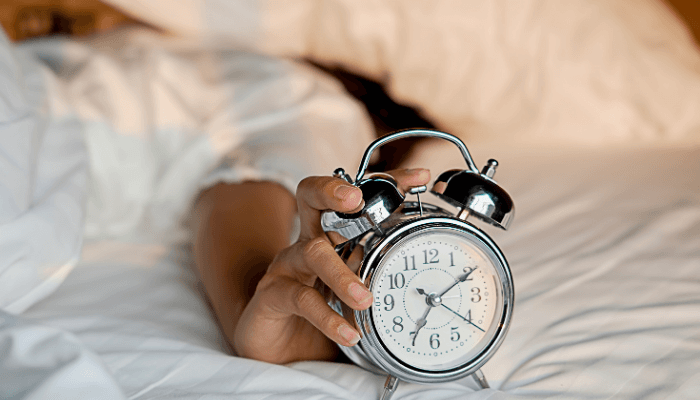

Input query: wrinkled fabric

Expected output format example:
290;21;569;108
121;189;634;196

0;31;87;314
0;311;125;400
1;22;376;310
1;24;375;397
14;28;374;242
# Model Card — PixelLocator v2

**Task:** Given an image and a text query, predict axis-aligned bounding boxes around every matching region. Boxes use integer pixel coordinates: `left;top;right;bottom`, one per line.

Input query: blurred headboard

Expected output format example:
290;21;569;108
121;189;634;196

665;0;700;43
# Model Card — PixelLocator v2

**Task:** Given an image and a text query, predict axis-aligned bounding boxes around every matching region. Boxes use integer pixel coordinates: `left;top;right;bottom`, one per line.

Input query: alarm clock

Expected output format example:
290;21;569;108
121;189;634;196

321;129;514;400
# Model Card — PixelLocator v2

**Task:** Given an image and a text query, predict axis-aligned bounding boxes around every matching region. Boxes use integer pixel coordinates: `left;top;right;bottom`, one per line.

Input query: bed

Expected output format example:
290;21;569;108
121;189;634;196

5;143;699;399
2;0;700;399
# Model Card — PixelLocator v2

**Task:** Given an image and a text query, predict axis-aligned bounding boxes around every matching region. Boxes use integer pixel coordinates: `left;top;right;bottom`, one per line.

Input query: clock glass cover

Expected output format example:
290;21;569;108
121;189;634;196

370;227;505;372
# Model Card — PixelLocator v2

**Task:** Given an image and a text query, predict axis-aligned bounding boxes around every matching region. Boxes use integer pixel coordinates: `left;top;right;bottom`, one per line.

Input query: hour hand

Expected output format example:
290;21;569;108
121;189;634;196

411;289;432;346
411;317;427;346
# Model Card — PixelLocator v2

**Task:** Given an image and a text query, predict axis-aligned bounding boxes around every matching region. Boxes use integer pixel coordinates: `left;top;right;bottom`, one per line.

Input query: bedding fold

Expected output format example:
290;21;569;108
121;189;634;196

0;311;125;400
0;31;87;314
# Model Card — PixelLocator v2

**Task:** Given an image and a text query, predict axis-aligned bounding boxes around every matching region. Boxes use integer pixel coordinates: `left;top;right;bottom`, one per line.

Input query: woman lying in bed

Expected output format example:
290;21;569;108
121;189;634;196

8;0;698;375
1;0;427;365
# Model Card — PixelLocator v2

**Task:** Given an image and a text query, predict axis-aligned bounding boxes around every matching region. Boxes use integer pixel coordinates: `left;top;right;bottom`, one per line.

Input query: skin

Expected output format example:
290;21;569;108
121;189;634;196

193;169;431;364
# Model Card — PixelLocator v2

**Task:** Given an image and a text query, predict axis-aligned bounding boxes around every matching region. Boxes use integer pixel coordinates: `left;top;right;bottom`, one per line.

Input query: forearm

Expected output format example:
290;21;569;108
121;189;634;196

192;181;296;347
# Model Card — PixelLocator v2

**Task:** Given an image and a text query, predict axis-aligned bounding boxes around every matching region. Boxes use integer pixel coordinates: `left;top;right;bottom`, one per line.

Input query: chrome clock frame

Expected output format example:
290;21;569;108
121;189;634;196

323;129;516;399
330;211;514;385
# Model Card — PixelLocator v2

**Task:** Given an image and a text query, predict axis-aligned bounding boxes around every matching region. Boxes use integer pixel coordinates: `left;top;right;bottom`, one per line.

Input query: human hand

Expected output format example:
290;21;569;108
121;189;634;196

233;168;431;364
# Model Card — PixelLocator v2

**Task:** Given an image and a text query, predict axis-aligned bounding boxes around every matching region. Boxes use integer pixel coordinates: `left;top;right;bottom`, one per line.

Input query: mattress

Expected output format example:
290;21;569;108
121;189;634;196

13;142;700;399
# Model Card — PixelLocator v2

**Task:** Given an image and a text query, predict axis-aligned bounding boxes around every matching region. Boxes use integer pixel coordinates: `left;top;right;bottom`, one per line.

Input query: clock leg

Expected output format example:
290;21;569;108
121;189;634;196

472;369;490;389
380;375;399;400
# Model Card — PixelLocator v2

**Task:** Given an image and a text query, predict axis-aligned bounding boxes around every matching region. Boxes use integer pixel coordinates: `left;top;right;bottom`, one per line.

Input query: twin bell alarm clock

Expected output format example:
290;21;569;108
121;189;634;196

321;129;515;400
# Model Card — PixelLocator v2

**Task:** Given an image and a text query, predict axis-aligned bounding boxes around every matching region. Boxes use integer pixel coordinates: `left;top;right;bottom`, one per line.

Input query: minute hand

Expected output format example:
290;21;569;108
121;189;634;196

441;303;485;332
438;267;477;297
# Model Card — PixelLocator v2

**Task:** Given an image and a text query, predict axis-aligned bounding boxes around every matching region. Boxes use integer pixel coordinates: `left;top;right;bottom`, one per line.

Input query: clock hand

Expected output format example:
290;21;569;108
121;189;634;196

437;266;478;297
412;288;432;346
440;303;485;332
411;310;430;346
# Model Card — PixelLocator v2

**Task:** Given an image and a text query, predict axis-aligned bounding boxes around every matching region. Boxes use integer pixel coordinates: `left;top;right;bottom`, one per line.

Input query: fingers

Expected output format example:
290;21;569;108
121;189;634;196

293;169;430;308
296;169;430;240
385;168;431;193
262;275;362;347
297;176;364;240
260;238;372;347
301;238;373;309
268;240;371;311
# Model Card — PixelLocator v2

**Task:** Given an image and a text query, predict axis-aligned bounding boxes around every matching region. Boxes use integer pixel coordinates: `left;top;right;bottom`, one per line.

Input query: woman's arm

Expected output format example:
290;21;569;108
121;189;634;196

194;169;430;364
192;181;297;351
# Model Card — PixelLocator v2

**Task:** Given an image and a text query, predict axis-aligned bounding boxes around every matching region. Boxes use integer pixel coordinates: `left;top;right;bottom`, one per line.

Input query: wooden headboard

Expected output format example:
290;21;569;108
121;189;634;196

665;0;700;44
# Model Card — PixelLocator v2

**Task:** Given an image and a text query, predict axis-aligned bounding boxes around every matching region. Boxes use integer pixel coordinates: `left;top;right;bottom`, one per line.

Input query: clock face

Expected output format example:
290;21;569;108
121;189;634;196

370;227;505;372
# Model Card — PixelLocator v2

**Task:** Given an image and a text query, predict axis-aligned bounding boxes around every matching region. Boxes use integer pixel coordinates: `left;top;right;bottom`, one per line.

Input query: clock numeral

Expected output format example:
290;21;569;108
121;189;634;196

422;249;439;264
471;287;482;303
403;255;416;271
388;273;405;290
393;316;404;332
466;265;477;280
384;294;394;311
449;252;455;267
464;309;472;322
429;333;440;349
451;327;460;342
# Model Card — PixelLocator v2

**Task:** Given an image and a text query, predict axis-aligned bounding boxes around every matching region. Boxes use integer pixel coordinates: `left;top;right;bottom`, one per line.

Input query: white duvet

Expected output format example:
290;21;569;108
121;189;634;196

1;0;700;398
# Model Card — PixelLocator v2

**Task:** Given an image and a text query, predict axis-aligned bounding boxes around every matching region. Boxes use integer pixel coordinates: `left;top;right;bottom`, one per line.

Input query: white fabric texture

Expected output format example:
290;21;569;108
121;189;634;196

0;32;87;314
2;16;378;308
0;311;125;400
16;28;374;242
104;0;700;146
0;25;374;314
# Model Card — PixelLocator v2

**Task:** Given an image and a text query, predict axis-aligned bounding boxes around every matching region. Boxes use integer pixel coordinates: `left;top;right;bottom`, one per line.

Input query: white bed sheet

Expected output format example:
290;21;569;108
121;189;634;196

13;143;700;399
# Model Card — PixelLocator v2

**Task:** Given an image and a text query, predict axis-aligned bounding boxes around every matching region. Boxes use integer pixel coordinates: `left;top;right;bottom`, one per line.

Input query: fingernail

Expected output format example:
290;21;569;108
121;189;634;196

339;324;361;346
349;282;373;307
334;185;359;201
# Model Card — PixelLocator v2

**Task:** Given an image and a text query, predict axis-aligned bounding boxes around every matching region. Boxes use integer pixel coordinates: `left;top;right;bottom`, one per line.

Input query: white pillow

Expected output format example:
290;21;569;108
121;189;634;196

106;0;700;146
